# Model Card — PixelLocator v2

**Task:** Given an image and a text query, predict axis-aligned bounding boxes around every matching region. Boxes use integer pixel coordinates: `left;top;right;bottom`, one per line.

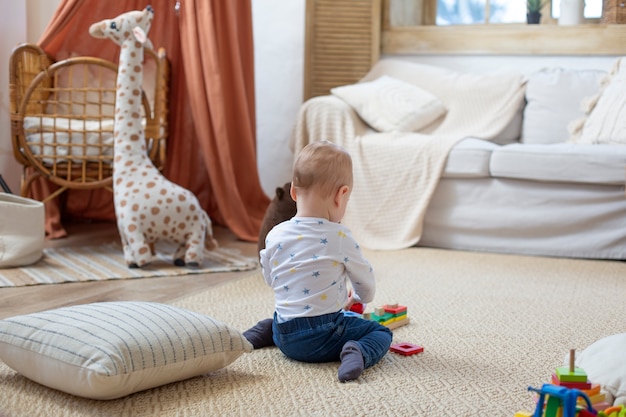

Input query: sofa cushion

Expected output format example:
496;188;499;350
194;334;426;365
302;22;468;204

442;138;498;179
490;143;626;185
570;57;626;145
522;68;605;145
330;75;447;133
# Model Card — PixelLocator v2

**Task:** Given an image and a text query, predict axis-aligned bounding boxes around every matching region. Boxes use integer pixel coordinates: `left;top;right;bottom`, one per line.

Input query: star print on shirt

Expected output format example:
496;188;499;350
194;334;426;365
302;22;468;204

283;285;290;291
344;257;349;263
303;288;310;295
320;238;328;245
312;271;320;277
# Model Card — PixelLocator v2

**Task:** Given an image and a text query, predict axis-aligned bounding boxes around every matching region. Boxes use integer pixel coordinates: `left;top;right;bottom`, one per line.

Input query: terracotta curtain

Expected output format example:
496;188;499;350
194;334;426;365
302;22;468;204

34;0;269;242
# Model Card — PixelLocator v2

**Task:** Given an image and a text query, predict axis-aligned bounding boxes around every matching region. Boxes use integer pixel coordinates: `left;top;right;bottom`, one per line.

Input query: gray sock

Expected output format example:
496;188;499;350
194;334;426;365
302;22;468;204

243;318;275;349
338;341;364;382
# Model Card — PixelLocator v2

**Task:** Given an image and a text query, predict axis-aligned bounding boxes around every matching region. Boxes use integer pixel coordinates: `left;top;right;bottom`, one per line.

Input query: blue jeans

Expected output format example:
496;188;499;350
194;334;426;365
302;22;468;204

272;311;392;369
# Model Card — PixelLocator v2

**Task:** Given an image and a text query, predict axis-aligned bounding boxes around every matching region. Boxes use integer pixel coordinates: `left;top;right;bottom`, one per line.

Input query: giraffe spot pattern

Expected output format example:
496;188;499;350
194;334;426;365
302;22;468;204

99;6;214;267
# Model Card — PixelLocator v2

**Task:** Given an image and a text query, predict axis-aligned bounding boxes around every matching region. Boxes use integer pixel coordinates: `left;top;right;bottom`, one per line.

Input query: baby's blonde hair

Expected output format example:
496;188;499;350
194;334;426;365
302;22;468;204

292;141;353;199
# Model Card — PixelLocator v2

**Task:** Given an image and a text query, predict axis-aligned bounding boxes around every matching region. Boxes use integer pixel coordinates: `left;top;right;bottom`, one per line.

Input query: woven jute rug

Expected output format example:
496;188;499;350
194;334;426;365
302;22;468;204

1;247;625;416
0;241;258;287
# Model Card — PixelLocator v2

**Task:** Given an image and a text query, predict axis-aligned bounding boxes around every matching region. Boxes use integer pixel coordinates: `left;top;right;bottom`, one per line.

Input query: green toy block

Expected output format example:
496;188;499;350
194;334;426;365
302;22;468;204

393;311;407;320
544;395;561;417
555;366;588;383
371;312;394;323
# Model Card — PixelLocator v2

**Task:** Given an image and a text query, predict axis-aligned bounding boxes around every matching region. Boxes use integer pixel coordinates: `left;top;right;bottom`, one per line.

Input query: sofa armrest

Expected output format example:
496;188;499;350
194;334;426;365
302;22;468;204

290;95;372;155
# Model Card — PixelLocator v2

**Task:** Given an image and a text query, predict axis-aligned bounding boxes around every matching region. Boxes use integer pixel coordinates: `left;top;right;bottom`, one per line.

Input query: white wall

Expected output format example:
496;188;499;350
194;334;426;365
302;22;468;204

0;0;60;194
0;2;27;193
252;0;305;197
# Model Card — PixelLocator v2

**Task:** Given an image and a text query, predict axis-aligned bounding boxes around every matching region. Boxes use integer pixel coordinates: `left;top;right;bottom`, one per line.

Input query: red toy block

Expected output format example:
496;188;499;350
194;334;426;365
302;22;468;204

383;304;407;315
389;343;423;356
349;303;365;314
551;373;592;390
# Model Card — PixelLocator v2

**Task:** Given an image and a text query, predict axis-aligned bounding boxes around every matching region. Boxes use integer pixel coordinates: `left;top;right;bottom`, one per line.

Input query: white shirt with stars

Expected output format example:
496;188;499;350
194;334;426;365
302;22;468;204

260;217;375;323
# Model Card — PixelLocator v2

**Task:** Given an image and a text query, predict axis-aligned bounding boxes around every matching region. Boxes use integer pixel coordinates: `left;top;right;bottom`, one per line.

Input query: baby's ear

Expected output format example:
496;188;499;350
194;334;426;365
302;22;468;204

334;184;350;205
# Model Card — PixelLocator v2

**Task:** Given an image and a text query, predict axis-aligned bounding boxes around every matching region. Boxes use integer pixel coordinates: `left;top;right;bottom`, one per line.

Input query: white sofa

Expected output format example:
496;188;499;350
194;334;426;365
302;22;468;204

293;58;626;260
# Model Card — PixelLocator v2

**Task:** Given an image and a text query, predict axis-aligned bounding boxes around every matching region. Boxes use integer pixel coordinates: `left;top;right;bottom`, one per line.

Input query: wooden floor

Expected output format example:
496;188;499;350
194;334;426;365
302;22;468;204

0;222;259;319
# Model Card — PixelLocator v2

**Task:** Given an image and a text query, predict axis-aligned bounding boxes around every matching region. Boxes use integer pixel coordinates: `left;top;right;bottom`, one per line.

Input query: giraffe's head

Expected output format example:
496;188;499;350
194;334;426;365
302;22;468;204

89;5;154;49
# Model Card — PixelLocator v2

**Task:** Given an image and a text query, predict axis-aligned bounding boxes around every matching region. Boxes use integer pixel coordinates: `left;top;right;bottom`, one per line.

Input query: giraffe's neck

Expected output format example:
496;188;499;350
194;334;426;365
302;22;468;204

114;39;146;167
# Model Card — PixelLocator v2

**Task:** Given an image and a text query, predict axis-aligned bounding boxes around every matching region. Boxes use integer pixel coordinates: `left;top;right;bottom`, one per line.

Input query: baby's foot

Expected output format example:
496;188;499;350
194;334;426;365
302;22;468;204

243;318;275;349
338;341;364;382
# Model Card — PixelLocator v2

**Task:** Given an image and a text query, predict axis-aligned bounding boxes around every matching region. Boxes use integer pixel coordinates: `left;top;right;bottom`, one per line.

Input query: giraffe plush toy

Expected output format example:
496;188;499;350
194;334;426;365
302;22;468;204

89;6;218;268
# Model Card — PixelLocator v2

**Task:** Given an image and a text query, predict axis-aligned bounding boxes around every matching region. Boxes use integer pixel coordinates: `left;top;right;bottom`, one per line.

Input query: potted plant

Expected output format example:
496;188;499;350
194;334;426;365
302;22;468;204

527;0;548;24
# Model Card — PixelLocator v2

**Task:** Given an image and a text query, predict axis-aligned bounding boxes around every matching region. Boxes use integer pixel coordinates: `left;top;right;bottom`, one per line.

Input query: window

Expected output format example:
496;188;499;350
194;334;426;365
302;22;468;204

551;1;602;19
383;0;626;55
434;0;603;25
436;0;525;24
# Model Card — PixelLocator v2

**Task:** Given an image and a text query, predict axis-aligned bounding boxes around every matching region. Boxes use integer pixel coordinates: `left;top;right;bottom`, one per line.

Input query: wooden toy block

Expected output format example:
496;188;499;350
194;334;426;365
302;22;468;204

383;304;407;315
551;373;592;390
371;312;394;323
349;302;365;314
555;366;588;383
392;311;408;320
374;306;385;316
544;394;561;417
386;317;410;330
556;349;588;383
389;342;423;356
592;401;612;412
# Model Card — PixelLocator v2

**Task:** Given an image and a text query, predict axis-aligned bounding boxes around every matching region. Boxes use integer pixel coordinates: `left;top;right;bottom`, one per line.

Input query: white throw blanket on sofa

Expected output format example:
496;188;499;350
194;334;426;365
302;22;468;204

292;59;526;250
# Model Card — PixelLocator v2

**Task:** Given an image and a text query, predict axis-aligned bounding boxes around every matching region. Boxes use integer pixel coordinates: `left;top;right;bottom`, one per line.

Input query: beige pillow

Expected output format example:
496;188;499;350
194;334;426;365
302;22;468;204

331;75;447;132
522;68;605;144
0;302;252;399
569;57;626;145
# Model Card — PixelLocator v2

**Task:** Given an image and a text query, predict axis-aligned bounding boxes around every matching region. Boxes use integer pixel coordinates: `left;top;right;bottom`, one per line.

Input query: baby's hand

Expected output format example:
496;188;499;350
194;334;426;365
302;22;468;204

344;290;355;310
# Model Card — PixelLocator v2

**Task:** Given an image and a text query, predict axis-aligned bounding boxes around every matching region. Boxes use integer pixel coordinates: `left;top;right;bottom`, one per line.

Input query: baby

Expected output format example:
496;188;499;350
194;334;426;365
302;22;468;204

244;141;392;382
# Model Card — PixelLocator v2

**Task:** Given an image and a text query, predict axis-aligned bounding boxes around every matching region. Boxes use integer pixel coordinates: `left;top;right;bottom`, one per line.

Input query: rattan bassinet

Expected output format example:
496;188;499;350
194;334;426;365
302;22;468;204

9;43;169;202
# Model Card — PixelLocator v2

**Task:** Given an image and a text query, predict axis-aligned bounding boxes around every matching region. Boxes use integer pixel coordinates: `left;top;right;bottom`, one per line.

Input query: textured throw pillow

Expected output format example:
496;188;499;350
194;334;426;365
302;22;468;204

0;302;252;400
521;67;605;144
330;75;447;132
569;57;626;145
572;333;626;406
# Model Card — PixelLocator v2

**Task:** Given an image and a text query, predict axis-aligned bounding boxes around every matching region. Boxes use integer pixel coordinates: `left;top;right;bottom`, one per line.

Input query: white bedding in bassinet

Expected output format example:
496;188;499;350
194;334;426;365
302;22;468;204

23;116;115;164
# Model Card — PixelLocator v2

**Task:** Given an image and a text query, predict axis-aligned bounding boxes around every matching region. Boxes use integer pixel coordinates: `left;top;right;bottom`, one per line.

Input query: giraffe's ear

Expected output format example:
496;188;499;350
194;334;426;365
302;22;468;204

132;27;147;44
132;26;153;50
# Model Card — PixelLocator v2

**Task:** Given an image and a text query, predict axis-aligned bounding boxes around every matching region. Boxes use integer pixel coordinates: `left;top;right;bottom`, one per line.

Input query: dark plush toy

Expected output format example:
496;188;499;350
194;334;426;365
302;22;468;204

257;182;297;255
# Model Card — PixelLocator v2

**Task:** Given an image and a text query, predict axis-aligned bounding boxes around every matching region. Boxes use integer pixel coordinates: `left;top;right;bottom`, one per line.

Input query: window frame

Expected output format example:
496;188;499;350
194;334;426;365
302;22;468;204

382;0;626;56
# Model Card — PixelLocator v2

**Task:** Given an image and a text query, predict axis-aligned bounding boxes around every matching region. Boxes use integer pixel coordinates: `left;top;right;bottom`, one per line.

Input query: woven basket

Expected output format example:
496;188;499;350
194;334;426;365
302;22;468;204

602;0;626;23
